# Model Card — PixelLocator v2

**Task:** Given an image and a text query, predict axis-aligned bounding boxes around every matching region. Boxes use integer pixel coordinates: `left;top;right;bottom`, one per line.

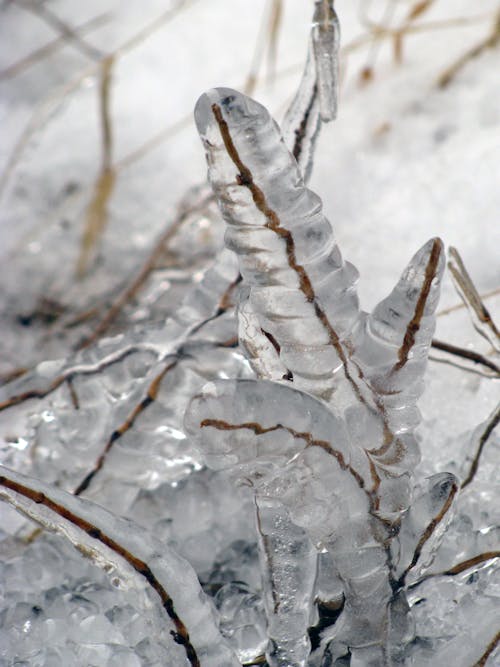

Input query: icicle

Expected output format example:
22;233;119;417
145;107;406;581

311;0;341;122
350;238;445;478
0;465;240;667
255;497;317;667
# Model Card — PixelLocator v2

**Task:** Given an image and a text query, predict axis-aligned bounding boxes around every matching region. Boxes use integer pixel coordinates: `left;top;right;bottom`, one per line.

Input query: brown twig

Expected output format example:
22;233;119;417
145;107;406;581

0;13;111;81
0;473;201;667
437;9;500;88
77;193;214;349
461;405;500;490
73;359;178;495
473;629;500;667
447;247;500;351
408;550;500;589
15;0;102;61
76;56;116;278
431;339;500;376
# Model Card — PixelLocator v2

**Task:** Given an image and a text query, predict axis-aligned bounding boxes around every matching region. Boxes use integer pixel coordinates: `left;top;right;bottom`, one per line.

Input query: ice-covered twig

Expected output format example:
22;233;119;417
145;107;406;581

394;472;458;584
448;247;500;352
461;404;500;490
0;465;240;667
195;87;445;514
185;379;407;664
407;550;500;589
311;0;340;121
195;88;361;404
430;339;500;377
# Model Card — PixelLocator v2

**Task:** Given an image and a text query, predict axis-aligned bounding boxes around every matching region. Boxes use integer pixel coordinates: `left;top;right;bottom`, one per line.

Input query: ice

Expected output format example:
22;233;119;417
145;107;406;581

255;497;317;667
0;465;240;666
1;1;499;665
311;0;340;122
214;582;267;663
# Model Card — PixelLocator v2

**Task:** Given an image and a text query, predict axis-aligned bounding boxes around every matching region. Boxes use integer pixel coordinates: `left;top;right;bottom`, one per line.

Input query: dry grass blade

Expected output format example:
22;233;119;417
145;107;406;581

0;0;197;201
77;193;213;349
15;0;102;60
461;405;500;490
76;55;116;277
437;287;500;317
0;13;110;81
437;9;500;88
448;247;500;352
392;0;436;63
244;0;283;95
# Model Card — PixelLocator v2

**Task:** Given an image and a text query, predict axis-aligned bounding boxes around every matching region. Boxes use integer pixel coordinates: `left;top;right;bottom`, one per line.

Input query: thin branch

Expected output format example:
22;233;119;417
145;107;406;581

16;0;103;61
473;630;500;667
0;13;110;81
76;55;116;278
408;550;500;589
431;339;500;376
76;193;213;349
461;405;500;490
448;247;500;352
437;10;500;89
73;358;178;496
0;344;148;412
0;469;205;667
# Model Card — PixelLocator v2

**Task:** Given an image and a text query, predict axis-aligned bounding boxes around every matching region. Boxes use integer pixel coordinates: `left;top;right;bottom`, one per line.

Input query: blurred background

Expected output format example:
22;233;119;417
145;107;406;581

0;0;499;426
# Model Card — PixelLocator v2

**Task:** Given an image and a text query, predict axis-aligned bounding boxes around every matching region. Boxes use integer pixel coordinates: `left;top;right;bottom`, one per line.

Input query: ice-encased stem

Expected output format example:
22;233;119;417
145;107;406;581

0;465;240;667
194;88;360;404
255;497;317;667
311;0;340;122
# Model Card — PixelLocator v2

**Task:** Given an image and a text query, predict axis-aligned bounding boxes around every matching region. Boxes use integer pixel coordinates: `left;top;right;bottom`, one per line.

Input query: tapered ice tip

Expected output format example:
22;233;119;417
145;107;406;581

403;237;445;286
194;87;268;138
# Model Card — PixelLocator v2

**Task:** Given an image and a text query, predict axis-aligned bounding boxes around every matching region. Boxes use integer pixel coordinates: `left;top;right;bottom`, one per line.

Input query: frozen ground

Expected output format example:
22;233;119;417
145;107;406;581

0;1;499;665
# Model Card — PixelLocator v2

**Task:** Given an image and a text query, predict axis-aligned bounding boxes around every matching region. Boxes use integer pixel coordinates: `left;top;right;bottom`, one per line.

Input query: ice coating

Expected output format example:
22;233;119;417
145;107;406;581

311;0;340;121
194;87;446;515
194;87;360;405
192;86;454;664
0;466;240;667
255;497;317;667
0;249;243;506
393;472;458;583
185;378;414;663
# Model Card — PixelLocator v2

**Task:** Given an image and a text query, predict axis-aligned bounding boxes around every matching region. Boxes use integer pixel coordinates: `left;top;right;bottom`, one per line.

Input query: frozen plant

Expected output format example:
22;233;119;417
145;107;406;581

0;2;499;667
185;86;454;666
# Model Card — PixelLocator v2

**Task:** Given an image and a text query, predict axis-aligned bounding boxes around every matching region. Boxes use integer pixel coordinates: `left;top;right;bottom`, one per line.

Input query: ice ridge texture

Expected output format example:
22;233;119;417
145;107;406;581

188;87;452;666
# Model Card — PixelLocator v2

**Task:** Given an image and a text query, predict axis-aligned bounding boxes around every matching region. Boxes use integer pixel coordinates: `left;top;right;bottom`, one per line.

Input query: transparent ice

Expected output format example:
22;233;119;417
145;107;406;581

0;1;499;666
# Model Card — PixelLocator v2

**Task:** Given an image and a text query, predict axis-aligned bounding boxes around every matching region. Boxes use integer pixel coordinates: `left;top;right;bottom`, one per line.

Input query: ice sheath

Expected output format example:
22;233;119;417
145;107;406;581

189;86;448;665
